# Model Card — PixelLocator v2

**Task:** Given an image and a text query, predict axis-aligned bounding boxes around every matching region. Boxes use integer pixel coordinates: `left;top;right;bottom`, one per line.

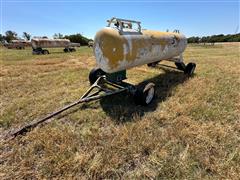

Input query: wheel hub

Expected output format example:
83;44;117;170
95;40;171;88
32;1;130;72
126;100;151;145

146;87;154;104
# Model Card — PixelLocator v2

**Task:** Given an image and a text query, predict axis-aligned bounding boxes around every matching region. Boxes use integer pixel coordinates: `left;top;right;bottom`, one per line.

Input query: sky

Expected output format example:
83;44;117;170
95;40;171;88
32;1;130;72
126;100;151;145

1;0;239;39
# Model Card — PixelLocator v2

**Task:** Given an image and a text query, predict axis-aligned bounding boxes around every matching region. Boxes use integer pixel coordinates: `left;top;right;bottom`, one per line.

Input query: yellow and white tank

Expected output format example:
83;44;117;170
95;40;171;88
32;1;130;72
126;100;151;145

93;18;187;73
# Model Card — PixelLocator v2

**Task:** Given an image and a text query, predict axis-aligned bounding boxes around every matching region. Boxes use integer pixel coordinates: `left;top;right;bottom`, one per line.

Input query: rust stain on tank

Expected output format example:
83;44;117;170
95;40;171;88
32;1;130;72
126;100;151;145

96;29;173;69
96;29;126;69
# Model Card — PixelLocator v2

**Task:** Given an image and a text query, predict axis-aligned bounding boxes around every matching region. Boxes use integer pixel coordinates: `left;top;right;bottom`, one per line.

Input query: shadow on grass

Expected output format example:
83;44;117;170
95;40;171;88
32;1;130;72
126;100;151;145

99;67;189;123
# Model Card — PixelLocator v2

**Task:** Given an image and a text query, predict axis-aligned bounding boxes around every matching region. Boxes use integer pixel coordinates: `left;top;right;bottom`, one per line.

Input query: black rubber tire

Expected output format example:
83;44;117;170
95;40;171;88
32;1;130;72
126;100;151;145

184;63;196;76
32;51;39;55
32;49;41;55
69;48;76;52
89;68;106;85
133;82;155;106
42;49;49;55
175;62;186;71
64;48;69;53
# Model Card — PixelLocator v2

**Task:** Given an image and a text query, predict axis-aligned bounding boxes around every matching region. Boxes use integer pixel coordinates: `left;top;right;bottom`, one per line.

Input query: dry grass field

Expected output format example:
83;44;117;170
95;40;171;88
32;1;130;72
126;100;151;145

0;43;239;179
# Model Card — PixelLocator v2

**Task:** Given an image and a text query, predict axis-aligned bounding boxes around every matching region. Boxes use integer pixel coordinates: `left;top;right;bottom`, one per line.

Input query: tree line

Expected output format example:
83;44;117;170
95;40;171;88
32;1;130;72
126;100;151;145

0;31;92;46
1;30;239;45
53;33;92;46
187;33;240;43
0;31;31;43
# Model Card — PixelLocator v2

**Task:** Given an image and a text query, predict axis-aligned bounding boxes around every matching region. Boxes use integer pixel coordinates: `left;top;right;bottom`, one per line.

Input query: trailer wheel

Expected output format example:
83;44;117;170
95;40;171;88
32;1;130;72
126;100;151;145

175;62;186;71
184;63;196;76
134;82;155;106
32;51;37;55
35;51;40;55
89;68;106;84
42;49;49;55
64;48;69;53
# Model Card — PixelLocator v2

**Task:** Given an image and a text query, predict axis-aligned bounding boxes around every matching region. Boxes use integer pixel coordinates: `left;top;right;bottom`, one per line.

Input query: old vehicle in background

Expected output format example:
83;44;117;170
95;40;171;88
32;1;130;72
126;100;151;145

31;38;80;55
3;39;31;49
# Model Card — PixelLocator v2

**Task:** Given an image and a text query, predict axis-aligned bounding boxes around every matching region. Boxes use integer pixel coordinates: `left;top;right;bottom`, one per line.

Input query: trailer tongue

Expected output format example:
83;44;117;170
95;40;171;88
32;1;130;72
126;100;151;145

6;74;154;140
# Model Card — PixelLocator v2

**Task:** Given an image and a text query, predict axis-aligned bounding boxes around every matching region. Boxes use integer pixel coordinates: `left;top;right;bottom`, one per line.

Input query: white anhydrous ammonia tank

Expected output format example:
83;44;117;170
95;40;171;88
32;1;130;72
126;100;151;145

93;27;187;73
31;38;71;49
